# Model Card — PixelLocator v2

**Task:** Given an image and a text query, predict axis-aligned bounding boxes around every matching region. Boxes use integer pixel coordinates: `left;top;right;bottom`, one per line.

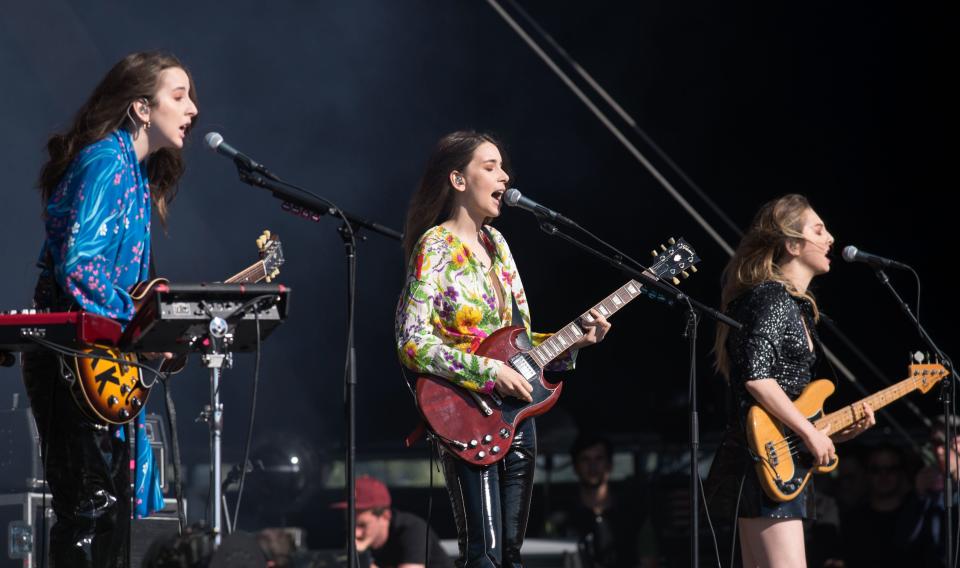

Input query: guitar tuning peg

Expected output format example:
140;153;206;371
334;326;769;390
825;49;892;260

668;237;676;245
660;244;667;251
912;351;924;363
265;276;272;283
264;230;271;238
651;250;658;257
682;271;690;278
672;277;680;285
690;265;698;273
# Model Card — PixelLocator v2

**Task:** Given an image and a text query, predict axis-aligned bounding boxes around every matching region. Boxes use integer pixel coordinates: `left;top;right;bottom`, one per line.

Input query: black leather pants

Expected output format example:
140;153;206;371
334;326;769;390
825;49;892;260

440;418;537;568
22;350;130;568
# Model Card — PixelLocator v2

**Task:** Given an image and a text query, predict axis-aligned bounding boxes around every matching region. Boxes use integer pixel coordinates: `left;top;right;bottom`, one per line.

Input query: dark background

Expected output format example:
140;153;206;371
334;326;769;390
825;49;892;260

0;0;950;531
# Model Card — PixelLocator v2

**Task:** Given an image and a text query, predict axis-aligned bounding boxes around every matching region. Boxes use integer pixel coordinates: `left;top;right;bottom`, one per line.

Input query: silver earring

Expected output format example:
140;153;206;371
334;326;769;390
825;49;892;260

455;175;464;185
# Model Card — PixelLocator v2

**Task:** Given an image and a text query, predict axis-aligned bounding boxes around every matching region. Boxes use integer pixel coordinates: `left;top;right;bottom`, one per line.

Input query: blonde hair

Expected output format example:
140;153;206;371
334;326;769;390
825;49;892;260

714;194;820;378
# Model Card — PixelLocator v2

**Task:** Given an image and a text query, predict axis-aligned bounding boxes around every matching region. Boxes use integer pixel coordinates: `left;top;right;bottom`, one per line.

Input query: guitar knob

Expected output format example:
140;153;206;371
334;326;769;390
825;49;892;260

107;396;118;407
469;439;479;448
120;385;131;395
119;409;130;420
131;397;141;409
476;451;486;460
491;446;501;454
483;434;493;444
499;428;510;438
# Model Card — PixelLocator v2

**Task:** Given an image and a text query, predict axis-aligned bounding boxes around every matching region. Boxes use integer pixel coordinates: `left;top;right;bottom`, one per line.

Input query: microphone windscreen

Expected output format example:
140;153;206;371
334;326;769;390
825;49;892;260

204;132;224;150
841;245;858;262
503;188;521;206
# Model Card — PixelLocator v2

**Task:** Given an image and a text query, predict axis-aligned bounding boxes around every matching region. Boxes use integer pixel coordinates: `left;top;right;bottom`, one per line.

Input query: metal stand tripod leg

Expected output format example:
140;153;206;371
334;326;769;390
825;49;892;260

200;316;232;548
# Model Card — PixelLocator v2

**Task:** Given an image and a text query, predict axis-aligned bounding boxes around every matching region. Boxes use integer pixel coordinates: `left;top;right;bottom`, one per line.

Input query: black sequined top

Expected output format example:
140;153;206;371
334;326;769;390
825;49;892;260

726;281;819;421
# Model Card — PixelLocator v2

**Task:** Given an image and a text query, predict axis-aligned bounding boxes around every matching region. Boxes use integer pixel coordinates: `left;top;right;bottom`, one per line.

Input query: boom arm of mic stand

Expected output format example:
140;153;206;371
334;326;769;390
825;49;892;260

235;164;403;241
537;221;741;329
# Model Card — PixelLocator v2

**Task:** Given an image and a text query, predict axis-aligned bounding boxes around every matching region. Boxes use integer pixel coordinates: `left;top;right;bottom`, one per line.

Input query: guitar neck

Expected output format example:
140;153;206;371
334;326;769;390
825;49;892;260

815;375;924;434
527;278;648;368
224;262;267;284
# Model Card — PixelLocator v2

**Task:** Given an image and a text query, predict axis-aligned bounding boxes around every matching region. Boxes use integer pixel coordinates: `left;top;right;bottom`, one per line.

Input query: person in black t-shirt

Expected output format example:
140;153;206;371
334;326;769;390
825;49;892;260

333;476;451;568
840;444;911;568
548;433;657;567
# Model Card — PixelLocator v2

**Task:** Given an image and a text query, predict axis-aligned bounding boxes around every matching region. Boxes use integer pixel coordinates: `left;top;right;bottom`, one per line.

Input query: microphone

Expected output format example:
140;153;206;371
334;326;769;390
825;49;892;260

502;188;578;226
841;245;911;270
204;132;278;180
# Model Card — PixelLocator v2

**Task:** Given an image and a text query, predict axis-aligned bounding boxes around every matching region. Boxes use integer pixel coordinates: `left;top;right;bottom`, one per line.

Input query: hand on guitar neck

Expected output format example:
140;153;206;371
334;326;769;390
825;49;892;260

491;307;610;403
799;403;875;465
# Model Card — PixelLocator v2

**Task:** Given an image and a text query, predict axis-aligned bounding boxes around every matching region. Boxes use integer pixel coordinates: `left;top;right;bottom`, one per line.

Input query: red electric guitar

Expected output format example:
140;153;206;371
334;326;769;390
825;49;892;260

415;237;700;465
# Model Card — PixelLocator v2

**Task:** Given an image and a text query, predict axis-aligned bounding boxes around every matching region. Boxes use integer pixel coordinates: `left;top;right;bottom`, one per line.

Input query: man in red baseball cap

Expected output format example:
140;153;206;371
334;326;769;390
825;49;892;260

332;476;451;568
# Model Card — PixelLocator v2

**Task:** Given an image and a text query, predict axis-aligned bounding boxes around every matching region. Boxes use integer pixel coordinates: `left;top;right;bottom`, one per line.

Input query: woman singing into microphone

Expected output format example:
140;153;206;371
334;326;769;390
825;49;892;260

24;51;198;568
705;194;876;567
395;131;611;566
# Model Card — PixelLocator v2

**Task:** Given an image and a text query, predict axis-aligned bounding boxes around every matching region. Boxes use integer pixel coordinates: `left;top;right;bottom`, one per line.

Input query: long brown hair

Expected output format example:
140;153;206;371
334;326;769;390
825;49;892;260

401;131;505;263
37;51;198;224
714;194;820;378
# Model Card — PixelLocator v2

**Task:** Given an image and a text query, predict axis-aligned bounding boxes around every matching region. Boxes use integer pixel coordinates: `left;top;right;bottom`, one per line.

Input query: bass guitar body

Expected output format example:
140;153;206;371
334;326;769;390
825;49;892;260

745;379;836;502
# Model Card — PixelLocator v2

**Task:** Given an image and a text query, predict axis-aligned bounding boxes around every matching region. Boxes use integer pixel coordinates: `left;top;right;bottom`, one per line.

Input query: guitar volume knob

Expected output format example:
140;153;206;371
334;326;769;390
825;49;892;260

476;451;486;459
491;446;501;454
483;434;493;444
107;396;118;407
499;428;510;438
469;439;479;448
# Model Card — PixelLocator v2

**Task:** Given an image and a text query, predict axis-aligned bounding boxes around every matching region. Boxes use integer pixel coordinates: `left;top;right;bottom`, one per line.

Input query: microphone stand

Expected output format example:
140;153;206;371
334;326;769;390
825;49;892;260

535;219;740;568
230;162;400;568
873;267;955;567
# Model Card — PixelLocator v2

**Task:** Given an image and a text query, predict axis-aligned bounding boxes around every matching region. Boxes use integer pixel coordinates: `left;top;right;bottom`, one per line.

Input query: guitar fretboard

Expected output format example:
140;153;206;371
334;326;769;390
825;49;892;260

527;278;648;368
225;262;266;284
815;368;945;435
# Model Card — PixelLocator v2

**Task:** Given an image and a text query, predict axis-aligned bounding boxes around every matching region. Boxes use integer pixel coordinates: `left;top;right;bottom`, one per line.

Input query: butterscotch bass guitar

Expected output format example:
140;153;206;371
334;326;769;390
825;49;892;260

748;359;949;502
65;230;284;424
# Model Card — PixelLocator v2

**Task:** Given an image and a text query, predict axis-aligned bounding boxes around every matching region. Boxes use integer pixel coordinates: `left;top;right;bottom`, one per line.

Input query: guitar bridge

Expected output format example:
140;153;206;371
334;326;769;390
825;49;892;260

765;441;779;466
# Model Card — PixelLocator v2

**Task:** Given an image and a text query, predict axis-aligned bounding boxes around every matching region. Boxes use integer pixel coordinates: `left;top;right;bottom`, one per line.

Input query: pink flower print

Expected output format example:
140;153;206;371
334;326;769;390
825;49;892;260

113;173;122;185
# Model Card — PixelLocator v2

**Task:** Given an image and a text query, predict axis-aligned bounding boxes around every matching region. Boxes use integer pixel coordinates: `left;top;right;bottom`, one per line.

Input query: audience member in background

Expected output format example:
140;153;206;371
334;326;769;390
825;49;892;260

897;416;960;568
548;433;657;567
333;475;451;568
832;450;868;515
840;444;911;567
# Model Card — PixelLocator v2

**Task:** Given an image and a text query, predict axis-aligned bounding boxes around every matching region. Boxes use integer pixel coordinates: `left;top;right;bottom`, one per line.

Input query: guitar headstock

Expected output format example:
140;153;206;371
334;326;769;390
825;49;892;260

649;237;701;285
908;357;949;394
256;230;285;282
